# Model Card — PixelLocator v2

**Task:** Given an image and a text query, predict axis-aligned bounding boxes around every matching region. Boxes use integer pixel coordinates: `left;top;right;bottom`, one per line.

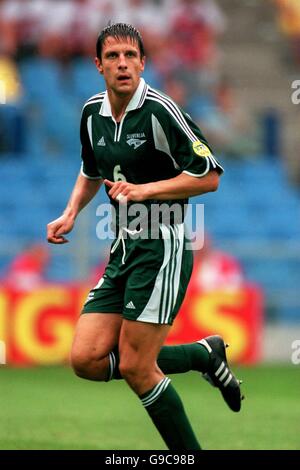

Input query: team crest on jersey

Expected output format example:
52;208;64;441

127;138;146;149
192;140;211;158
126;133;147;149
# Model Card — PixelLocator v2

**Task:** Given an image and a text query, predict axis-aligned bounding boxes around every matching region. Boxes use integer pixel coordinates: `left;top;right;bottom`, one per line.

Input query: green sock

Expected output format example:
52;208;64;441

158;343;210;374
108;343;209;380
140;377;201;450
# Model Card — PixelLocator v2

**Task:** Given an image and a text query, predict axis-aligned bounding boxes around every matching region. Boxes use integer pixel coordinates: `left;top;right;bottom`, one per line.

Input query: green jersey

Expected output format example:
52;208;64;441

80;78;223;230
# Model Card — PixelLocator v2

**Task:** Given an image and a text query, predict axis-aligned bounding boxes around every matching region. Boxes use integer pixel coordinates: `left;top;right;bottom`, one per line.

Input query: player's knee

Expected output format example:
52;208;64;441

71;350;91;378
70;350;106;381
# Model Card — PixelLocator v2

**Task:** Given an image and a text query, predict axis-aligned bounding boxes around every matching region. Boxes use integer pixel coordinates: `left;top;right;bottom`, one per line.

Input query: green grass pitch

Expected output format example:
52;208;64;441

1;365;299;450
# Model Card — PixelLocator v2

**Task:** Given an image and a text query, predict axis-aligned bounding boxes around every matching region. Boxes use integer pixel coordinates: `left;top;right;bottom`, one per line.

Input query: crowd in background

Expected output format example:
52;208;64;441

272;0;300;66
0;0;259;159
0;0;225;69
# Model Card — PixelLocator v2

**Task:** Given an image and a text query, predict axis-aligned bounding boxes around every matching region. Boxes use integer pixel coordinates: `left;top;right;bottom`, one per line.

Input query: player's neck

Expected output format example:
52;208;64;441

108;89;134;122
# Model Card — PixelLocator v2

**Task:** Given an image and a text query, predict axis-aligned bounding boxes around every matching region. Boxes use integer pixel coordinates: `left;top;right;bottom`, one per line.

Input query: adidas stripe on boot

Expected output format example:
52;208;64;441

198;335;244;412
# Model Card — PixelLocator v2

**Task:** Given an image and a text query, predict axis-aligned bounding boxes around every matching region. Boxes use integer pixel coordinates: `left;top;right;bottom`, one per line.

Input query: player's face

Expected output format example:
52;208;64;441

95;36;145;98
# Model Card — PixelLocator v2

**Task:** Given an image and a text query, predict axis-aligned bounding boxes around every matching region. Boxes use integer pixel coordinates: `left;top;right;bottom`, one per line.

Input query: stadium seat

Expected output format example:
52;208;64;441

72;58;105;101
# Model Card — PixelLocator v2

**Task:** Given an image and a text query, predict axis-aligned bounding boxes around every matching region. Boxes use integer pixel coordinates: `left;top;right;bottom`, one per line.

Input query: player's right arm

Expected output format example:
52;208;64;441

47;173;102;244
48;102;104;244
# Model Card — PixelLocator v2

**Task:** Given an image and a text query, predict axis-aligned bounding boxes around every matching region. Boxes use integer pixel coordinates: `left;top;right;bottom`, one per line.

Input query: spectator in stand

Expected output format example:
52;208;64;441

38;0;76;60
0;0;24;58
192;234;245;292
4;243;50;291
188;77;260;158
273;0;300;65
82;0;117;57
168;0;226;96
164;77;188;108
111;0;171;58
38;0;115;60
0;0;47;59
0;54;25;154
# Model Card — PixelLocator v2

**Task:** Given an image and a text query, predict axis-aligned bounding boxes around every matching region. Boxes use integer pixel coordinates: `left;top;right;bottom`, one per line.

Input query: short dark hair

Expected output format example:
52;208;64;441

96;23;145;60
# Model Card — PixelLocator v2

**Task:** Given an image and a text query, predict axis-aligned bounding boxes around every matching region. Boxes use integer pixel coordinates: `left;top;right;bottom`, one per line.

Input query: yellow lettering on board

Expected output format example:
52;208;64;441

14;288;74;364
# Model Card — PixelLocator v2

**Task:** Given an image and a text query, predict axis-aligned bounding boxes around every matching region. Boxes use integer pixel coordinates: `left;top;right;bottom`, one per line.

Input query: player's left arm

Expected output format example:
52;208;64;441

104;170;219;202
105;101;223;202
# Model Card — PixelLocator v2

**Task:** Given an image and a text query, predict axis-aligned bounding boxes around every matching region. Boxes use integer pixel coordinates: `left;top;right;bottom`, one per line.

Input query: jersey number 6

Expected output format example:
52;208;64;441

113;165;127;182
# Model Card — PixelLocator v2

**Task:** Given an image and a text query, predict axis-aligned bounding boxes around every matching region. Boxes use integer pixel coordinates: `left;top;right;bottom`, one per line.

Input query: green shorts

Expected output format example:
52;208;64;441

82;223;193;324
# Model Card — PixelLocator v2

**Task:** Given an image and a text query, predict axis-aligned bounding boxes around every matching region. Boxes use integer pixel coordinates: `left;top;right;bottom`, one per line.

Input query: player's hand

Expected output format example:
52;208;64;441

47;215;75;244
104;179;150;203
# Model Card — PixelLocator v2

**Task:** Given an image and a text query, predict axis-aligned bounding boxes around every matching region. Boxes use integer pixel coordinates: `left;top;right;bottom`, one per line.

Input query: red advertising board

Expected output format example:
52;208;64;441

0;283;263;366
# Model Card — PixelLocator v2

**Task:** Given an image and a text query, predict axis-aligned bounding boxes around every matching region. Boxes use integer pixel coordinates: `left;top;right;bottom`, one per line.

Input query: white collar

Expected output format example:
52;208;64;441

99;78;148;117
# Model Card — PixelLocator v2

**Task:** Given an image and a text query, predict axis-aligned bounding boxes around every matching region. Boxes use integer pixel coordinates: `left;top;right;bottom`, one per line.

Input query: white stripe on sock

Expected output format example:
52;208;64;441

141;377;171;408
141;378;168;407
107;352;116;381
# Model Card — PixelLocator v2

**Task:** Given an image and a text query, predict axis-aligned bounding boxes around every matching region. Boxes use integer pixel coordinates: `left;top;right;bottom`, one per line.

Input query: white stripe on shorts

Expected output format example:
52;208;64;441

136;223;184;324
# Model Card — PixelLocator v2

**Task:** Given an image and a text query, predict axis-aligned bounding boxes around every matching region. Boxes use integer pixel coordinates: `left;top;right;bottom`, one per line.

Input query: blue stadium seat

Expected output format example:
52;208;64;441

142;61;164;90
19;59;65;103
72;58;105;101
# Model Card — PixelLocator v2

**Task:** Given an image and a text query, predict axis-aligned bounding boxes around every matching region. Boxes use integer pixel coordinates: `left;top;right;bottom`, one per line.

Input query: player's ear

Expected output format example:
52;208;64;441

140;55;145;73
95;57;104;74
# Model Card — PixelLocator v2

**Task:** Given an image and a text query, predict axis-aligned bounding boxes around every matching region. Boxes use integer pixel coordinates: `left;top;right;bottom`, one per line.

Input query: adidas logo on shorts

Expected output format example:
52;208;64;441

84;292;94;304
126;301;136;309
